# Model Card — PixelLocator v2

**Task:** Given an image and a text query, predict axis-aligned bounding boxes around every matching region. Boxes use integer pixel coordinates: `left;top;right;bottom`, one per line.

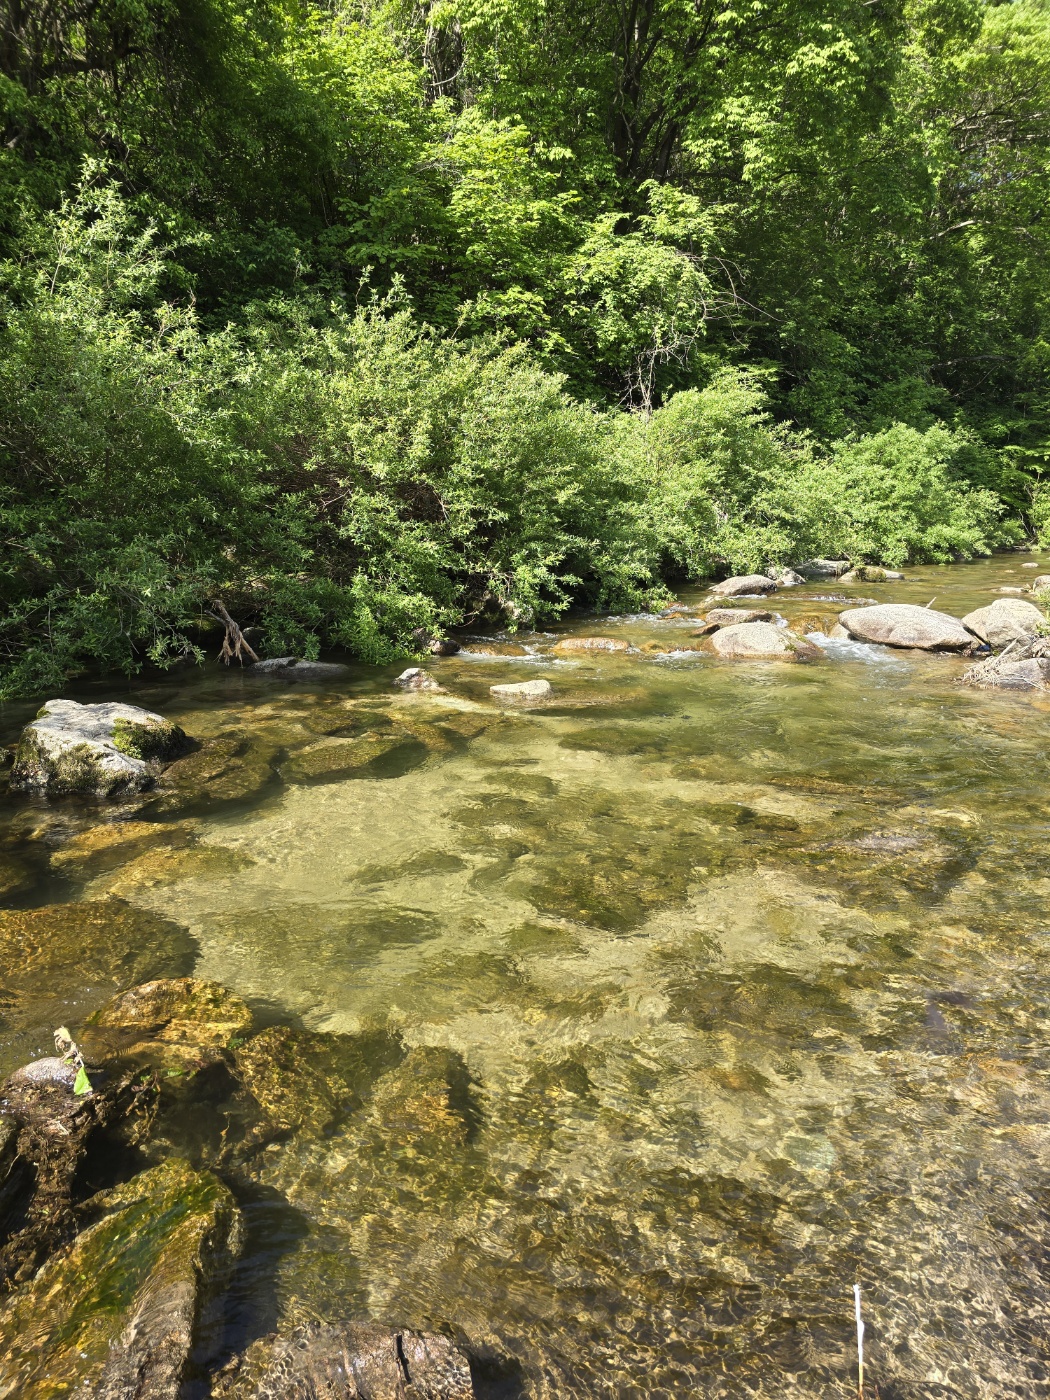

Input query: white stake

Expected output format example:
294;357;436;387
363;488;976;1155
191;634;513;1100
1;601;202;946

854;1283;865;1400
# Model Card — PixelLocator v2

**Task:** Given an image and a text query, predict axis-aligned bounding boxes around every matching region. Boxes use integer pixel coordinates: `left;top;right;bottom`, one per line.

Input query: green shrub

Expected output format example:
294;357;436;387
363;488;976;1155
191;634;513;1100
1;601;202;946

634;371;1017;577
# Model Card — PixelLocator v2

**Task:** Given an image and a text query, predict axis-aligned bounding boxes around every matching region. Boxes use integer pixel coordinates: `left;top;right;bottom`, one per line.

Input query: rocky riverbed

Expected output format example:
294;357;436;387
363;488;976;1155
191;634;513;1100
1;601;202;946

0;552;1049;1398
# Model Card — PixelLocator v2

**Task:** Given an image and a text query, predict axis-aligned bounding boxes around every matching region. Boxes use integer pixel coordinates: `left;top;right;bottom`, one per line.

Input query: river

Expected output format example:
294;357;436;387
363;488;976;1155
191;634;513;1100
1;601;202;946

1;554;1049;1397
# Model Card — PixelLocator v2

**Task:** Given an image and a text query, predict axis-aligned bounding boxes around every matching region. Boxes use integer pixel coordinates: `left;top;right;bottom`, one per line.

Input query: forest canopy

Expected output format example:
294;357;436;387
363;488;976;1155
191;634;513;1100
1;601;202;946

1;0;1048;693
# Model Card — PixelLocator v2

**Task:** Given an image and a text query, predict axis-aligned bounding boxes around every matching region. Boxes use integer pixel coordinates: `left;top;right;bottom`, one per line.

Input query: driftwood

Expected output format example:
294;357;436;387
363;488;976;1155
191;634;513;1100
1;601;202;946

208;601;259;666
959;635;1050;687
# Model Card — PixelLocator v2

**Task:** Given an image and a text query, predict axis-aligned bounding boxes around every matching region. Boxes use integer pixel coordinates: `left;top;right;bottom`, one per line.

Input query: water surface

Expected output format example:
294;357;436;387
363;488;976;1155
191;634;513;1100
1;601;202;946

2;555;1049;1398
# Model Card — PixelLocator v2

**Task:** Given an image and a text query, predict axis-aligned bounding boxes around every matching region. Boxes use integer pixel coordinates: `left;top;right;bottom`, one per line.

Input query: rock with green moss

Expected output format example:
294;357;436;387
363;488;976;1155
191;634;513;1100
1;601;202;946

83;978;253;1073
10;701;188;798
0;901;197;1075
212;1320;475;1399
0;1058;156;1291
234;1024;403;1151
282;733;425;784
0;1157;241;1400
148;733;279;814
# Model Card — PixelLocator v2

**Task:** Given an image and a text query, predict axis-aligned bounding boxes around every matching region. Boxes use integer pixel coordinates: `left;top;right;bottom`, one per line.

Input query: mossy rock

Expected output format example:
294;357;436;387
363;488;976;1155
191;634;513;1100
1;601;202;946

11;702;188;799
281;732;427;784
49;819;198;877
109;715;186;762
234;1024;403;1146
0;1158;241;1400
88;843;254;898
0;902;197;1077
148;733;280;813
88;977;253;1050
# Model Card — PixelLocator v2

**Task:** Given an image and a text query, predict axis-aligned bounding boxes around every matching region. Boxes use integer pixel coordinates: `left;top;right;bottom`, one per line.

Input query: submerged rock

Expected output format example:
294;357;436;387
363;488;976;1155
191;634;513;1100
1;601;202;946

706;623;820;661
787;611;843;637
0;854;31;899
550;636;630;655
234;1024;403;1150
459;641;529;657
149;733;280;813
709;574;778;597
248;658;350;681
11;701;187;798
369;1046;473;1144
838;603;973;651
961;598;1046;649
50;819;198;876
0;901;196;1072
0;1157;241;1400
395;668;445;693
86;977;252;1057
489;678;553;703
283;733;424;783
700;608;774;627
213;1321;474;1399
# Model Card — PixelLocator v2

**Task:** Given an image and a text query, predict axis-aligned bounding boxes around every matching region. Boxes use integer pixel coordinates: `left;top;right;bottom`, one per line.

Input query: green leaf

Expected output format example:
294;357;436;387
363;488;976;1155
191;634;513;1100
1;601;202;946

73;1065;93;1096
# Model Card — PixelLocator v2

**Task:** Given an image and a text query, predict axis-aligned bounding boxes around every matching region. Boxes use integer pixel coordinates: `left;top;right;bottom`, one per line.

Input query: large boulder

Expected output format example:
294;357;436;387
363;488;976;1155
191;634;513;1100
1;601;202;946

11;701;187;798
961;598;1046;649
837;604;973;651
706;623;820;661
0;1158;241;1400
709;574;778;597
213;1321;474;1399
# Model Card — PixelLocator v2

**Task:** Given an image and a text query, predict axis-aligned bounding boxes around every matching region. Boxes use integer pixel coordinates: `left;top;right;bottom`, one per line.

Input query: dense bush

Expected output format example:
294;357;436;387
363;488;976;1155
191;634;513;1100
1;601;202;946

632;373;1014;578
0;192;1030;698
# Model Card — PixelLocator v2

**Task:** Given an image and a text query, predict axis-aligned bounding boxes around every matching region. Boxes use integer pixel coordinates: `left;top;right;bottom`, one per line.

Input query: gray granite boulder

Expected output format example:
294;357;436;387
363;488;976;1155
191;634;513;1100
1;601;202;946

796;559;851;579
962;598;1046;649
706;623;820;661
838;604;973;651
710;574;778;597
10;700;187;798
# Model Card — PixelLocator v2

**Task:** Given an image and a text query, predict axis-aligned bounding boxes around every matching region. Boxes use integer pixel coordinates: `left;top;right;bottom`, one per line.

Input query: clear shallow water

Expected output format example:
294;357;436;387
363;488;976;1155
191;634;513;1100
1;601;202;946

2;554;1050;1397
